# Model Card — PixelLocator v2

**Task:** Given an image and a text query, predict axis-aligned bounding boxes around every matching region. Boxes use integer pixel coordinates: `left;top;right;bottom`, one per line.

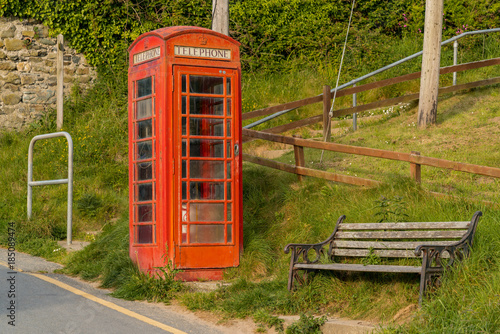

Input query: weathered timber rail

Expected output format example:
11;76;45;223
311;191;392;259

242;128;500;186
242;153;381;187
243;57;500;135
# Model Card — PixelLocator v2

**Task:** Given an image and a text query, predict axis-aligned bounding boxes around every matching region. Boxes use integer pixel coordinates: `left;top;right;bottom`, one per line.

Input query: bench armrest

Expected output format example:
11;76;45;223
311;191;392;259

284;215;346;264
414;211;482;269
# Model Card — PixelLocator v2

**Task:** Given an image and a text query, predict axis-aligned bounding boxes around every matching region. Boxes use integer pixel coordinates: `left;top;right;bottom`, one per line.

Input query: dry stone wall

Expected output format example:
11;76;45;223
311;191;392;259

0;17;96;129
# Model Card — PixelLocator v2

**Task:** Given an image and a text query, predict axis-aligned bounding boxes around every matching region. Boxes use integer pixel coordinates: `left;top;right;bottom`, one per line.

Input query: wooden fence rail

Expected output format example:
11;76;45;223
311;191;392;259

242;57;500;136
243;58;500;121
242;128;500;186
242;153;381;187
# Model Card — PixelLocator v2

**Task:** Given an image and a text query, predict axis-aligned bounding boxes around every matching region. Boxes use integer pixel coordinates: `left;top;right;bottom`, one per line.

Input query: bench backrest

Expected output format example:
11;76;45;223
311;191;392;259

331;221;472;258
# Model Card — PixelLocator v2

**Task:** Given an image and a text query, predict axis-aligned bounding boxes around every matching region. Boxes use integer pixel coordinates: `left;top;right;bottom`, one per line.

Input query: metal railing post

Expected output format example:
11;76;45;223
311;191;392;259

67;134;73;244
27;132;73;245
453;40;458;86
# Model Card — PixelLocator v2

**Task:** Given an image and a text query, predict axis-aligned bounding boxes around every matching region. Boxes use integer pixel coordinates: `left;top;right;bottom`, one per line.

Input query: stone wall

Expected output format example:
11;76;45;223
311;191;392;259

0;17;96;129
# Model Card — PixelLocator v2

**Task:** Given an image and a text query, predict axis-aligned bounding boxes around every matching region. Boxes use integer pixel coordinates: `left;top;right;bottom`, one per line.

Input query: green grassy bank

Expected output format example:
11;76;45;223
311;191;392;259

0;34;499;333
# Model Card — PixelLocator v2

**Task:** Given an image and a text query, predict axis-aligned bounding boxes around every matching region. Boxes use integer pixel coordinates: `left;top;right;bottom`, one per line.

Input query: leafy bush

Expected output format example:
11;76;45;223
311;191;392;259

76;193;103;218
1;0;498;70
286;313;327;334
111;262;184;303
254;309;285;333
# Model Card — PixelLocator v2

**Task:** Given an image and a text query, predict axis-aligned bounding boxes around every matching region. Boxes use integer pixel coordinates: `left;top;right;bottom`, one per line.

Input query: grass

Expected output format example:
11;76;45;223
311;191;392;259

0;62;129;260
237;80;500;331
0;33;499;333
242;34;500;132
179;171;500;333
318;87;500;201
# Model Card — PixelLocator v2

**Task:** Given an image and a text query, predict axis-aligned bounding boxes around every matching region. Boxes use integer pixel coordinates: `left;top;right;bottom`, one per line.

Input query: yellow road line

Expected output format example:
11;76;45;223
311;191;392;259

0;262;186;334
0;260;23;271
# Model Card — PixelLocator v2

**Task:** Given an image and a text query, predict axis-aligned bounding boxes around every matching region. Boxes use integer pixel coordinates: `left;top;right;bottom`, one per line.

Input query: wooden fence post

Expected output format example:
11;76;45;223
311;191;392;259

57;34;64;130
352;83;358;131
293;135;305;182
323;85;331;141
411;151;421;183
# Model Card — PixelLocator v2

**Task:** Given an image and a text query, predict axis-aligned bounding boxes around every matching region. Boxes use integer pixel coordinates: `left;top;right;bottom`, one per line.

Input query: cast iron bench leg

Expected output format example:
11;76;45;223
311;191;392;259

419;251;429;306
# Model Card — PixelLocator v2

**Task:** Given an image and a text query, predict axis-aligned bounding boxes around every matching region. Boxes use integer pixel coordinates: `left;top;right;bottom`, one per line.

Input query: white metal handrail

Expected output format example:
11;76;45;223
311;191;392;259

27;132;73;245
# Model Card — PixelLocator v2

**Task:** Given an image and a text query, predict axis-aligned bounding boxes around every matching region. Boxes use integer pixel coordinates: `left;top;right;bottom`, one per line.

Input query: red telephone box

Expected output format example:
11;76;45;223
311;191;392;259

128;26;242;280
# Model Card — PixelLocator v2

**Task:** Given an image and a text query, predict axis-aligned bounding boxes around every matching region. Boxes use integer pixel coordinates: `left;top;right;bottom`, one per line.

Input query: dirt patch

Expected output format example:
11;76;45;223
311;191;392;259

247;142;290;157
391;304;419;325
332;114;384;126
165;299;260;334
259;149;293;159
58;240;91;253
490;116;500;125
477;177;496;185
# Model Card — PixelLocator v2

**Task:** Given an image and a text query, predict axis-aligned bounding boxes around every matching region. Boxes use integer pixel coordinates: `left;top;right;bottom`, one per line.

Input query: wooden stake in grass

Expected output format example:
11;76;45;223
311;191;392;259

57;34;64;130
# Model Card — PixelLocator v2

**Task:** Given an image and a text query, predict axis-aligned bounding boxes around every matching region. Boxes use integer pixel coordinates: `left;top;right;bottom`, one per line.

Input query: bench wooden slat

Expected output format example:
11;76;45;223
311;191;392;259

332;248;451;258
333;248;418;258
333;240;457;250
335;230;467;239
294;263;422;274
338;221;470;230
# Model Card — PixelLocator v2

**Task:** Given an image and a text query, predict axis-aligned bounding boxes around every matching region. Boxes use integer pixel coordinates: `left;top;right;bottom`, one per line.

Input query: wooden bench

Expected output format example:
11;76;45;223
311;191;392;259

284;211;482;304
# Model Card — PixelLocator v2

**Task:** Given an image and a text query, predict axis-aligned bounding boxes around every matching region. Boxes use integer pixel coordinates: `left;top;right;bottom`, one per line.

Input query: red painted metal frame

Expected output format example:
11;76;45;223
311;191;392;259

128;27;242;280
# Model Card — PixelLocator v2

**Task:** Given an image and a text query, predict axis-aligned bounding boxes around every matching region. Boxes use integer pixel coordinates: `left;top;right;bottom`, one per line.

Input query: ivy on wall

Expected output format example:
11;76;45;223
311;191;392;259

0;0;212;67
1;0;497;70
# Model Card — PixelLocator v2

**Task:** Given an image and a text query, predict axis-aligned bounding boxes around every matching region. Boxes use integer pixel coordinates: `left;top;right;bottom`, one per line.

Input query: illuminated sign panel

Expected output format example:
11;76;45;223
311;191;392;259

133;47;161;64
174;45;231;60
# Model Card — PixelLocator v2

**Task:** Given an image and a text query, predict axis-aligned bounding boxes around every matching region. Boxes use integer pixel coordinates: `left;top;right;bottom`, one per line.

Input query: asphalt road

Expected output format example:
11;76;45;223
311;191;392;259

0;248;379;334
0;248;235;334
